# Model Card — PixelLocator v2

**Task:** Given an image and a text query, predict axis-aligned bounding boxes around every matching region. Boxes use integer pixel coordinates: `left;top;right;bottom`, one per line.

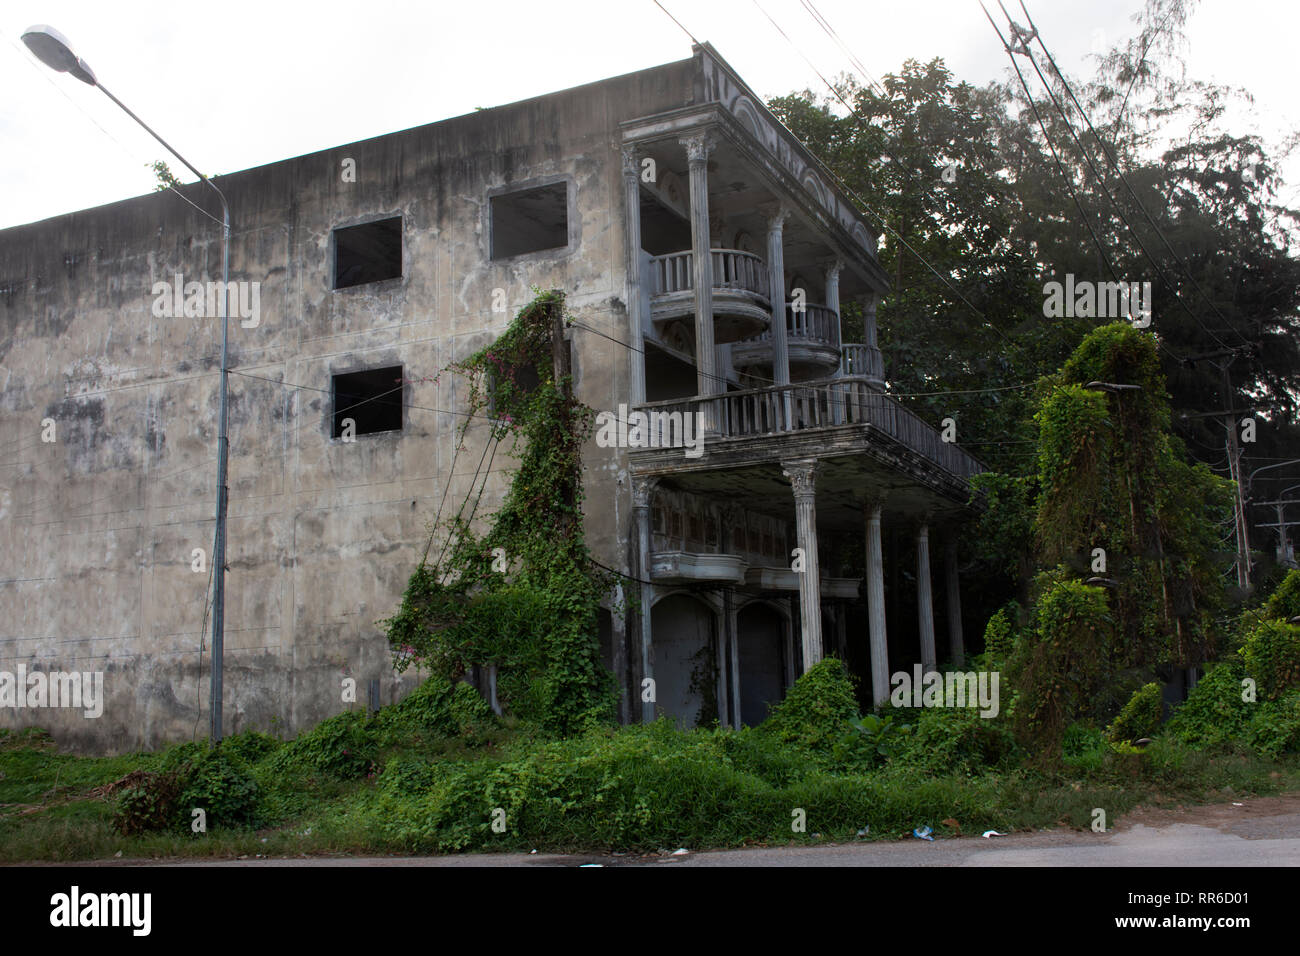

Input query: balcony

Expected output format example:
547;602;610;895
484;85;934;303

732;302;841;376
648;248;770;343
632;377;984;481
840;343;884;382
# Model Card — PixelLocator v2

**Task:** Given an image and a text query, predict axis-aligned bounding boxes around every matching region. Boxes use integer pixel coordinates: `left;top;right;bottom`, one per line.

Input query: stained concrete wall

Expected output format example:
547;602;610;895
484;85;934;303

0;56;698;752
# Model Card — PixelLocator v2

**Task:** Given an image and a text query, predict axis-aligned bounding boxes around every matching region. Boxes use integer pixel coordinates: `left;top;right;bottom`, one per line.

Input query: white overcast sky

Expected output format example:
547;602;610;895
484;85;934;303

1;0;1296;230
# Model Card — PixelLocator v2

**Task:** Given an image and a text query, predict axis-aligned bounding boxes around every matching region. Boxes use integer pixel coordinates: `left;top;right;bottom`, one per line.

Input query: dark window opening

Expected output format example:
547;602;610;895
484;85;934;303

332;366;404;438
638;191;691;256
333;217;402;289
491;183;568;259
487;361;540;419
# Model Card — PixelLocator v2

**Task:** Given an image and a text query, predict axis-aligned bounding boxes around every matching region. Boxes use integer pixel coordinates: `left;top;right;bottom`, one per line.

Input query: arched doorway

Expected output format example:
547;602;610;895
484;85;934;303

737;601;786;726
650;592;717;728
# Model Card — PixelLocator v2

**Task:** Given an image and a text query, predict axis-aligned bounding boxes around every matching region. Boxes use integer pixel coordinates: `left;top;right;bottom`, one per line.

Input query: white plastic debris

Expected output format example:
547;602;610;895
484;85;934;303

913;826;934;841
856;826;870;838
671;847;690;856
982;830;1005;838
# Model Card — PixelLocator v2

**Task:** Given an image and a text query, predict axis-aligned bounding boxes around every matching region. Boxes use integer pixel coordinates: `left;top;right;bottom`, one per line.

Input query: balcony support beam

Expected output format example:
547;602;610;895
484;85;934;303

945;533;964;667
622;146;647;406
633;476;658;723
917;520;937;674
864;498;890;706
782;458;822;672
681;134;718;409
766;208;792;388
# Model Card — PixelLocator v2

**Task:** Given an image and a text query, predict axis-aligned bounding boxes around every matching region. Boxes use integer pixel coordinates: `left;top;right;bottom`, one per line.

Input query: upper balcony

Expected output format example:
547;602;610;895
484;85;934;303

732;302;841;377
648;248;770;343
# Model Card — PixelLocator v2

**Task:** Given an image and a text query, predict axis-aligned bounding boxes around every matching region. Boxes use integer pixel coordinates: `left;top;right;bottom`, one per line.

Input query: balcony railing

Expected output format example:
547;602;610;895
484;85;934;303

649;249;768;299
739;303;840;349
840;343;883;380
633;378;983;480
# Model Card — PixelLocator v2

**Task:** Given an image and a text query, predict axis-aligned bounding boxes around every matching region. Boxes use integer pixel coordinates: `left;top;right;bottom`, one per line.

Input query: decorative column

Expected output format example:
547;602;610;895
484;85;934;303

681;133;718;411
917;520;937;673
782;459;822;672
863;292;884;388
766;207;791;388
945;534;964;667
622;145;646;406
824;259;842;348
633;476;658;723
864;499;889;706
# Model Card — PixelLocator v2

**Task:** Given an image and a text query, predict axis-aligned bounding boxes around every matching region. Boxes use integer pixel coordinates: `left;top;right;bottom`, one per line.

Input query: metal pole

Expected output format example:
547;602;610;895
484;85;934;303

96;82;231;742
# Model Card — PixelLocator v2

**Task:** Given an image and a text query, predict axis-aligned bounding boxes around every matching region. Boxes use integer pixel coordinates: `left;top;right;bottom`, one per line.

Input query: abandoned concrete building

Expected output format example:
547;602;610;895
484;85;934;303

0;43;983;751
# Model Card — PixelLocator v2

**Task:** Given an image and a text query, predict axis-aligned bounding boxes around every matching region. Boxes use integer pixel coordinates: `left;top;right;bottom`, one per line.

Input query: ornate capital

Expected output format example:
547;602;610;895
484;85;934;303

680;132;714;164
764;203;791;234
781;458;818;497
621;145;639;179
632;475;659;510
822;258;844;283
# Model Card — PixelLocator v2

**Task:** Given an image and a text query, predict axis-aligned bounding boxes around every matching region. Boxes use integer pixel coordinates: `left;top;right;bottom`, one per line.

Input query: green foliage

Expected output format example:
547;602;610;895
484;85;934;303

1245;691;1300;760
762;659;859;754
1166;660;1251;747
1009;574;1113;756
1062;722;1108;773
219;730;281;765
1264;569;1300;622
178;747;261;830
1239;619;1300;701
268;710;379;780
376;675;495;741
981;602;1020;663
382;291;615;735
843;713;912;766
112;772;182;836
1107;682;1164;742
892;709;1018;775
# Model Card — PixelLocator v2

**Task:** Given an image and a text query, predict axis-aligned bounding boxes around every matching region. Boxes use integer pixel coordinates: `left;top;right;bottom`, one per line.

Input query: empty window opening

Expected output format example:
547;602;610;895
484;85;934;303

491;183;568;259
333;217;402;289
332;366;404;438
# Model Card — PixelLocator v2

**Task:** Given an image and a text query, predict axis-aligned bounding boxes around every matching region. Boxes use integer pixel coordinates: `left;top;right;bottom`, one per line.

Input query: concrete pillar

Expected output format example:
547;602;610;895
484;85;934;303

633;476;658;722
864;499;889;706
782;458;822;672
718;589;732;728
766;207;791;387
824;259;842;344
917;520;937;673
622;145;646;406
611;582;629;723
729;601;741;728
681;133;717;404
944;535;964;667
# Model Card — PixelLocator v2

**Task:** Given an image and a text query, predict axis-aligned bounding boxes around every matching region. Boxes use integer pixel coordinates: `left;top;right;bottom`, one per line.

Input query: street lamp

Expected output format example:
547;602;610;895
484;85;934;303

1083;381;1143;394
23;24;234;743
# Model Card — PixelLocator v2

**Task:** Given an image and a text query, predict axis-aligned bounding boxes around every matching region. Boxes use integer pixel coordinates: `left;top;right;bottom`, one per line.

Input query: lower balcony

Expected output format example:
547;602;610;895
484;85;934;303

732;302;841;377
630;377;984;482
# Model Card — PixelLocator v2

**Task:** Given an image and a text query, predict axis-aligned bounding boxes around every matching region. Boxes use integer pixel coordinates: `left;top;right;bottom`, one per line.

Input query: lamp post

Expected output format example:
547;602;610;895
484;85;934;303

23;24;233;742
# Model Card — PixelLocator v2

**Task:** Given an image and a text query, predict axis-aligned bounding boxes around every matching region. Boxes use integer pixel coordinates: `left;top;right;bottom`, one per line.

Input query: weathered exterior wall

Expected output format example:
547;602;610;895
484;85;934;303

0;57;696;752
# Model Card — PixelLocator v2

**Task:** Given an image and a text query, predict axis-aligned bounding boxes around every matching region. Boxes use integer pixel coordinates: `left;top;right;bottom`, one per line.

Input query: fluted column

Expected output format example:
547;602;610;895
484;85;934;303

945;534;964;666
681;134;717;410
864;499;889;705
782;459;822;672
917;520;937;673
633;476;658;722
863;292;884;388
766;207;791;388
622;145;646;406
824;259;842;346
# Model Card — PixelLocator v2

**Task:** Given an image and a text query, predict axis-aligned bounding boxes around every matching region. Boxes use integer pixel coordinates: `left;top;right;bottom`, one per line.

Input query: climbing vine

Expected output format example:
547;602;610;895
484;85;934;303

382;290;616;734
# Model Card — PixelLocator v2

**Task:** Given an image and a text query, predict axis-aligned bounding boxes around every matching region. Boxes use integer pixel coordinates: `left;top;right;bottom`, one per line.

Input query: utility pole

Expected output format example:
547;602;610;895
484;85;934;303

1219;359;1251;589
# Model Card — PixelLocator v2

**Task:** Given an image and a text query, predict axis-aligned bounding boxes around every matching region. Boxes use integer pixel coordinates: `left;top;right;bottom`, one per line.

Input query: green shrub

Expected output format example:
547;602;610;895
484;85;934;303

1062;722;1108;772
1166;661;1251;747
377;676;495;741
268;710;379;780
893;709;1017;775
761;658;859;755
1264;569;1300;621
1245;691;1300;759
178;747;261;829
220;730;281;765
111;771;182;835
982;603;1019;663
1239;619;1300;700
1107;682;1164;742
